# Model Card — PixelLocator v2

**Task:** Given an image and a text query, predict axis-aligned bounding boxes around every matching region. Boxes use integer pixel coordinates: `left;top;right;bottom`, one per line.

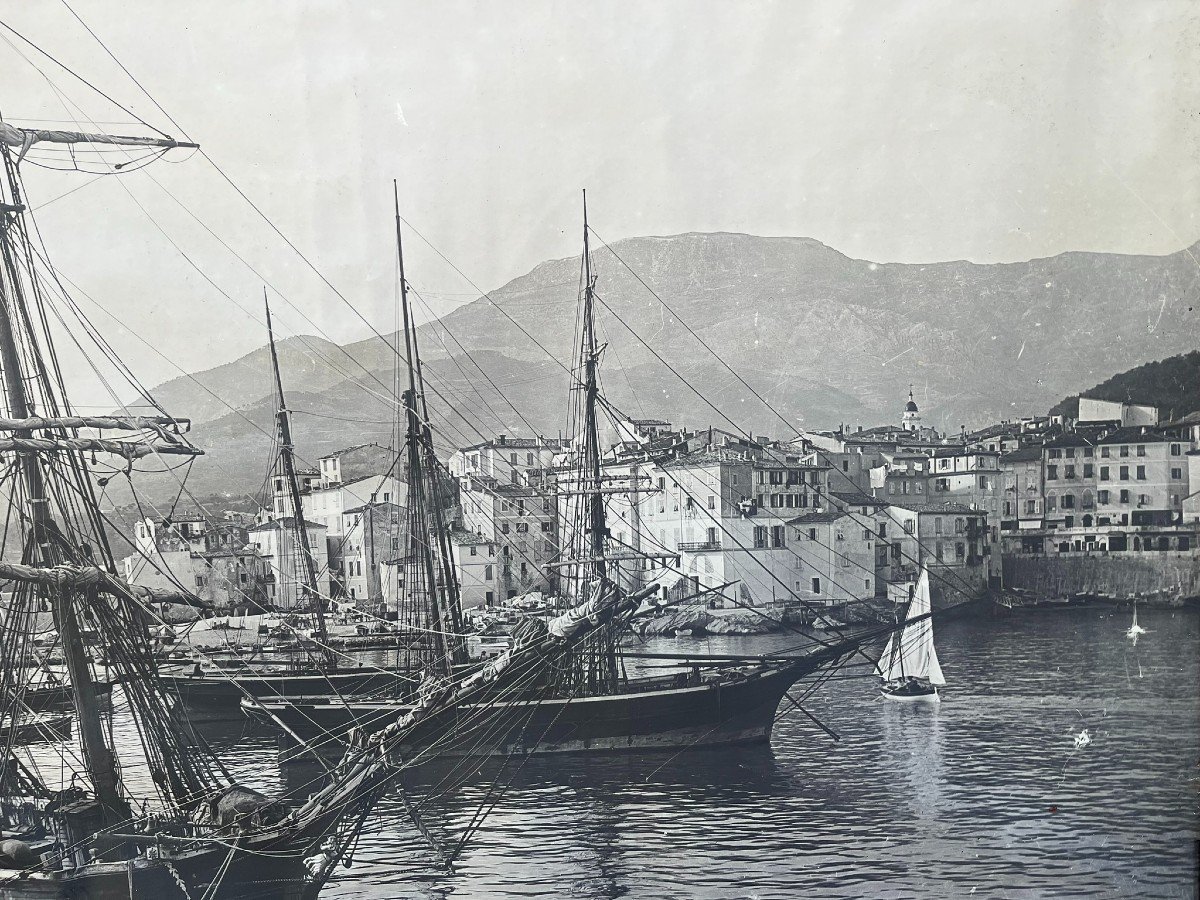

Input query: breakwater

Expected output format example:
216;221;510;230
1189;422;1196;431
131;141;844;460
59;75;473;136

1002;551;1200;602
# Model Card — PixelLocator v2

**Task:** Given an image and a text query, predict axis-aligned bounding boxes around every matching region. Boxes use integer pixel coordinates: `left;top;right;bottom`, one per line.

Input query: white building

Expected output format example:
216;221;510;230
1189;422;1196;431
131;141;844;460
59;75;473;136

245;517;331;609
602;446;876;606
1077;397;1159;427
448;529;500;609
785;509;878;605
380;528;499;617
459;477;558;598
448;434;569;485
338;501;405;606
272;443;405;597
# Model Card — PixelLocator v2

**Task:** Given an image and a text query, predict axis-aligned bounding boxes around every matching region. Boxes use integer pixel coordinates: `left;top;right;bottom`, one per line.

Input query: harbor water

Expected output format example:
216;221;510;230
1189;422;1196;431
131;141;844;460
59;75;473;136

79;606;1200;897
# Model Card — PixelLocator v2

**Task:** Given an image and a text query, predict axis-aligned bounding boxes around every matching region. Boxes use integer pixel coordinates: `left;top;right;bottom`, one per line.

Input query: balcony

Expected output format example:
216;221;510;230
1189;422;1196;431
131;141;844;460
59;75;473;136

677;540;721;552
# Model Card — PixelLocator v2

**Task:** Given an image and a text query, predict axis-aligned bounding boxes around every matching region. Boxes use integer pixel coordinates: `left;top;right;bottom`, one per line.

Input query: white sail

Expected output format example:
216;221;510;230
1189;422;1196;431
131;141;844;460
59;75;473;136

879;568;945;685
877;630;899;679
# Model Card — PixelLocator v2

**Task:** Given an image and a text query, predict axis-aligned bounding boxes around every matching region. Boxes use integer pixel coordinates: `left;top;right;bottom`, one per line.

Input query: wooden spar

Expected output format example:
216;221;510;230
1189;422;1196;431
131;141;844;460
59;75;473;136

393;183;462;670
0;186;129;821
0;121;198;165
545;552;678;567
580;190;606;585
265;294;330;654
554;486;661;496
0;436;200;457
0;561;209;607
0;414;192;434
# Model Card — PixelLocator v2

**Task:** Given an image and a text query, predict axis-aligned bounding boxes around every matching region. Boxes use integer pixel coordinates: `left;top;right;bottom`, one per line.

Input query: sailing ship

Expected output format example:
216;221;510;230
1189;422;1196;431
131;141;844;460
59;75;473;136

1125;602;1147;643
877;568;945;702
0;102;642;895
246;194;880;757
158;298;418;715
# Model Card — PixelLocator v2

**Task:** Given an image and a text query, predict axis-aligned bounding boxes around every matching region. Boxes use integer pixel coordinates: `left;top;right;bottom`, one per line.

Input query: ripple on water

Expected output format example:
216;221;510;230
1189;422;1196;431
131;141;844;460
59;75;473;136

173;607;1199;898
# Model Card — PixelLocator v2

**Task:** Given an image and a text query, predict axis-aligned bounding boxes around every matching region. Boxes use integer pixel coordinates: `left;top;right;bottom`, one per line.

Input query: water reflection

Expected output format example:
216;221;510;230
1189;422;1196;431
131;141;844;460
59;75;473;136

880;700;945;831
163;607;1200;898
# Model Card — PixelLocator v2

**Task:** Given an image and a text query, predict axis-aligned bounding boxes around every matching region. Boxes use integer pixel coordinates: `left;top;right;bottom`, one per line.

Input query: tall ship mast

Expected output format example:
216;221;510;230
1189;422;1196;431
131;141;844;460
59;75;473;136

558;191;621;692
265;295;330;655
392;182;468;675
0;112;655;895
158;191;470;716
249;194;896;760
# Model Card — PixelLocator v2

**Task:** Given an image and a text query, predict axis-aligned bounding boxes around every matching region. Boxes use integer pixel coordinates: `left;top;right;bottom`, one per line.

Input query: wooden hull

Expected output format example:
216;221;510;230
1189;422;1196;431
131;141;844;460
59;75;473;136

0;787;364;900
160;668;416;720
20;682;113;713
0;714;71;745
248;661;825;760
0;852;310;900
880;681;940;703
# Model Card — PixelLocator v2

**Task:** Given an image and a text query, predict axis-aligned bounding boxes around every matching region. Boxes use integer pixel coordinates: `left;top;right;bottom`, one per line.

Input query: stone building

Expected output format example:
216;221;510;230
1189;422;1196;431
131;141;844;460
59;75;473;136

459;476;558;599
379;528;499;617
245;517;331;610
599;443;873;607
448;435;570;485
876;501;989;605
338;501;405;606
123;517;271;611
1000;446;1045;544
271;443;405;598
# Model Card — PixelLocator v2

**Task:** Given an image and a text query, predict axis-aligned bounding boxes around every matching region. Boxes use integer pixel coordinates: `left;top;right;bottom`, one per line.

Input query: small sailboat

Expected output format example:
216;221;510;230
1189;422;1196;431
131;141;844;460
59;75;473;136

878;568;945;702
1125;603;1147;642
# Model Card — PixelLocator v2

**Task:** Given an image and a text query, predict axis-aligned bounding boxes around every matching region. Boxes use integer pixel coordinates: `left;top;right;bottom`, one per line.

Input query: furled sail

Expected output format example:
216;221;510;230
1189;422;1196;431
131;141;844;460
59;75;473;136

878;568;945;684
0;119;196;163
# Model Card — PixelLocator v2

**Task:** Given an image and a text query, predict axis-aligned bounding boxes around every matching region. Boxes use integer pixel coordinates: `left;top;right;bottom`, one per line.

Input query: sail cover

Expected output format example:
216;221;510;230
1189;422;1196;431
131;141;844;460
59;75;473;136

1;120;190;163
877;568;945;684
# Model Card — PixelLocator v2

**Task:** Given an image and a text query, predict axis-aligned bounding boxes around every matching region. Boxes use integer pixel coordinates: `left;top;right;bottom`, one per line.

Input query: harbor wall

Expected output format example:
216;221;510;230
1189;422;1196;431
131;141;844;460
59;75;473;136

1002;552;1200;601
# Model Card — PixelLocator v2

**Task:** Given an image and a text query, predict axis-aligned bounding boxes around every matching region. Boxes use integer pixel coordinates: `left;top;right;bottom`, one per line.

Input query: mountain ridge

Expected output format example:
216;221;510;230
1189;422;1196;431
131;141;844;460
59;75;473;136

119;231;1200;508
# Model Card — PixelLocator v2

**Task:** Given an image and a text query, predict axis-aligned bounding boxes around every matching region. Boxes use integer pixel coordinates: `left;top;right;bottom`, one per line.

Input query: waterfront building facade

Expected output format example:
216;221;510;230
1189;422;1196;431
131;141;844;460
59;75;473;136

123;517;272;611
245;517;332;609
600;445;874;607
337;501;405;606
271;443;405;598
1000;446;1046;540
448;434;570;484
876;501;989;604
459;476;558;599
379;528;499;617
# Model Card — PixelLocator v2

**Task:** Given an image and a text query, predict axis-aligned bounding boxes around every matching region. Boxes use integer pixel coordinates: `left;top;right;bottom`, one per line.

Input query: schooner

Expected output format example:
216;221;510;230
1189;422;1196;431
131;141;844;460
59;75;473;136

248;194;891;756
158;296;420;714
0;95;672;900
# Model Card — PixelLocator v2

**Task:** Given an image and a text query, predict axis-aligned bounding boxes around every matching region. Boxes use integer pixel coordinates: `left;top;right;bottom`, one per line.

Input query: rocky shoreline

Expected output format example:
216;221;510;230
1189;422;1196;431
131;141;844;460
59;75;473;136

631;608;779;636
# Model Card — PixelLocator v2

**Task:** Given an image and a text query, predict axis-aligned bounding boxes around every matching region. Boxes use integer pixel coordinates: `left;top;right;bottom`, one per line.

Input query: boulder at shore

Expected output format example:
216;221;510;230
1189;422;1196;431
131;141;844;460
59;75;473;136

635;608;778;636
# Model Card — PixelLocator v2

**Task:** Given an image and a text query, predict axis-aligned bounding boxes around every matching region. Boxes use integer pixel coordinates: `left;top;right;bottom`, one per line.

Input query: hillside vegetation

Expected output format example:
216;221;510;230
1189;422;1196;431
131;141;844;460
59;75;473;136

1051;351;1200;420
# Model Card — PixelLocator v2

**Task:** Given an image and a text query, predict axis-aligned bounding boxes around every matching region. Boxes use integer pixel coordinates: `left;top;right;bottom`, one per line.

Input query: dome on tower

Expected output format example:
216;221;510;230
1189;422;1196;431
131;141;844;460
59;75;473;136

905;398;919;413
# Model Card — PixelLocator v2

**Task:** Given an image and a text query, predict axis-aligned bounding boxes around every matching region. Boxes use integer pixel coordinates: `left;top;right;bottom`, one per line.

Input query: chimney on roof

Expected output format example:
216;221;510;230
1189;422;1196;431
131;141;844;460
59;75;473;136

498;434;507;444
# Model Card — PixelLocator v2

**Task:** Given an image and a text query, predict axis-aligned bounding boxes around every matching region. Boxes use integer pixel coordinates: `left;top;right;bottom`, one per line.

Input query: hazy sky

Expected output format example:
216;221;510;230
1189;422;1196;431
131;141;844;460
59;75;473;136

4;1;1198;407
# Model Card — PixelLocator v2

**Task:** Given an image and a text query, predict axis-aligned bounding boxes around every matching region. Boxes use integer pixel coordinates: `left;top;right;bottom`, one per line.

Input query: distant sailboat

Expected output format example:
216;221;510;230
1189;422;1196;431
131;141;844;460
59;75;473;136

1126;603;1147;642
878;568;945;702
